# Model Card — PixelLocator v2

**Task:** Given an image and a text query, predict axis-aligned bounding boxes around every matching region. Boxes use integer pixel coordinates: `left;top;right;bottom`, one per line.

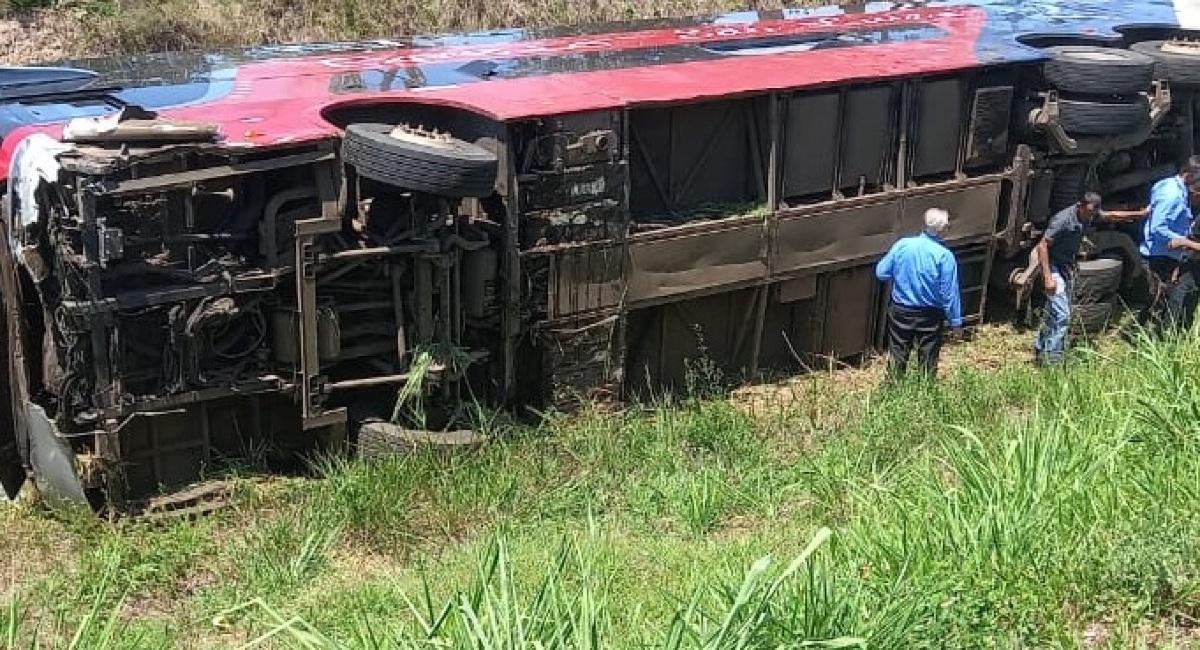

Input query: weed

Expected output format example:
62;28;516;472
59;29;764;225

683;326;728;400
8;330;1200;647
677;469;726;534
238;505;343;596
390;342;475;429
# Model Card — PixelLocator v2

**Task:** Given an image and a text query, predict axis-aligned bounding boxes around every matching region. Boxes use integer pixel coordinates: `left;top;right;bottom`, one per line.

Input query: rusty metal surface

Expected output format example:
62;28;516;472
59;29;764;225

3;0;1197;513
900;181;1003;237
101;151;335;197
547;243;625;318
550;172;1010;316
627;216;765;304
776;201;901;274
538;311;624;407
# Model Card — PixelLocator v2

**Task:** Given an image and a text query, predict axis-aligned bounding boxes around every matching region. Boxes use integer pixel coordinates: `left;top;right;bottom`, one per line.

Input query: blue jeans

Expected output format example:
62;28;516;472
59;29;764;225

1034;269;1071;365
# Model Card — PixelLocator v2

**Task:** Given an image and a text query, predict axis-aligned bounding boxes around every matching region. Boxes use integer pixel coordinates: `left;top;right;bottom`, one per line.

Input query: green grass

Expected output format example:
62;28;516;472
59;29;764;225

6;328;1200;647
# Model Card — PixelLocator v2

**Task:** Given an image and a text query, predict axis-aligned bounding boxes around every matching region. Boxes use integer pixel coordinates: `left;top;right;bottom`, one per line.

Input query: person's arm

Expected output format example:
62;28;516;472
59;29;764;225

1036;236;1056;295
1168;235;1200;253
942;253;963;329
1099;207;1149;223
1150;192;1200;252
875;243;897;281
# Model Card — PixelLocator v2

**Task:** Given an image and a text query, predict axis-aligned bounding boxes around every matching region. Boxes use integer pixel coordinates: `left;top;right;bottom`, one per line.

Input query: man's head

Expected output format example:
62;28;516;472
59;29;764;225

1078;191;1102;222
1181;157;1200;187
924;208;950;237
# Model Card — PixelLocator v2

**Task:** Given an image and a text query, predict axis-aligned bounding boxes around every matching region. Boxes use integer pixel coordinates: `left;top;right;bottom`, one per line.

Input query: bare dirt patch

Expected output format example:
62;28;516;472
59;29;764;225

734;325;1033;424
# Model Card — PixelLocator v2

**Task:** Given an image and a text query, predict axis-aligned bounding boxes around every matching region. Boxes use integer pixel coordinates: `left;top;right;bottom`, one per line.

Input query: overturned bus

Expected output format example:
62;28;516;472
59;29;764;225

0;0;1197;510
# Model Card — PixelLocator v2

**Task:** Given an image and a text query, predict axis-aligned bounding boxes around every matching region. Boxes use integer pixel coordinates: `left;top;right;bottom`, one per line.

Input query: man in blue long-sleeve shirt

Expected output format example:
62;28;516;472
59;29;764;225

875;208;962;377
1138;160;1200;332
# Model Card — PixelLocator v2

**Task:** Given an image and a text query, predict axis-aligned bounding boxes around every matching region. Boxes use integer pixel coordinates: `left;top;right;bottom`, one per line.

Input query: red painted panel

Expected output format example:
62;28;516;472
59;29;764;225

1;6;986;177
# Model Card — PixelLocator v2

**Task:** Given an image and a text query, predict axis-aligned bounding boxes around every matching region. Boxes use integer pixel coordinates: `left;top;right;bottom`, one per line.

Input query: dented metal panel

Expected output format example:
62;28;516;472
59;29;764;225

900;181;1002;240
627;217;765;304
775;201;901;274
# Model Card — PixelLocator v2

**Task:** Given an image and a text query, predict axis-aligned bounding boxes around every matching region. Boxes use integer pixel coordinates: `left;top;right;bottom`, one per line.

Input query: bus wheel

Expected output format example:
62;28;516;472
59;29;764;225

1071;301;1117;337
1131;40;1200;86
1073;258;1124;303
341;123;498;197
1058;95;1151;136
1044;46;1155;96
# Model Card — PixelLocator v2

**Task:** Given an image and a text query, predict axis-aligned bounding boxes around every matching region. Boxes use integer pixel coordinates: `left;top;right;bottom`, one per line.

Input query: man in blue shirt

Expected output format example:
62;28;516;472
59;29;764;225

1138;160;1200;332
875;208;962;377
1034;192;1101;365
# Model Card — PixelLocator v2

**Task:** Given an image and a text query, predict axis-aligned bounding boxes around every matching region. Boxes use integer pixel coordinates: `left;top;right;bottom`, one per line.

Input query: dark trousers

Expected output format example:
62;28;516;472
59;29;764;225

1140;257;1200;334
886;303;945;376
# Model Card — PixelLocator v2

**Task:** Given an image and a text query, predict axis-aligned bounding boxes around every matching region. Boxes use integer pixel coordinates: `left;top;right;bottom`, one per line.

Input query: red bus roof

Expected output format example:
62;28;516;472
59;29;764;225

0;0;1189;173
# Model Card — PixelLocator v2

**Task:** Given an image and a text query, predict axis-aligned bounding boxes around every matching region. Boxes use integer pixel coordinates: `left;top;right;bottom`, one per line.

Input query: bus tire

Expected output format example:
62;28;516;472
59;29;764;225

1073;258;1124;303
1130;40;1200;86
342;123;498;198
1058;95;1151;136
1087;230;1148;299
1071;300;1116;335
1049;164;1089;212
1045;46;1155;96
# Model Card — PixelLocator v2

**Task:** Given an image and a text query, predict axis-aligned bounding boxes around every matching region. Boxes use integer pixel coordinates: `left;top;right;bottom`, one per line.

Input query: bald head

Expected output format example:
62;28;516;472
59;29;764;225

924;208;950;236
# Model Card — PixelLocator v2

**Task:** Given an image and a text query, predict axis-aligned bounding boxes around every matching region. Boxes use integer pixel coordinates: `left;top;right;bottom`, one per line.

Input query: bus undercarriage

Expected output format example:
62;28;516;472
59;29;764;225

3;33;1199;511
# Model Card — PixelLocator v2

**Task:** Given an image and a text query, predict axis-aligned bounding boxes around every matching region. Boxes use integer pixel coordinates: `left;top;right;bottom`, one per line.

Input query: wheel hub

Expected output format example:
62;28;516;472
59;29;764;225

1163;38;1200;57
388;123;456;149
1072;50;1133;62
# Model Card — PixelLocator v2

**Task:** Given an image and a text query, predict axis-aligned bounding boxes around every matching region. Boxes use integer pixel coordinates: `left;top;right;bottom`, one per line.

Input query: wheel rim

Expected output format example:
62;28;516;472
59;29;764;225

1068;50;1134;62
1162;39;1200;57
387;124;459;150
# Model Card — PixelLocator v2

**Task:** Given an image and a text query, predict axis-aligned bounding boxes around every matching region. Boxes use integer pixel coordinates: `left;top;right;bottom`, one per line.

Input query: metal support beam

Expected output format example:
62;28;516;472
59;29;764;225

414;257;435;344
996;144;1034;256
748;284;769;377
320;241;439;262
896;81;913;190
99;150;335;196
76;187;116;408
750;93;782;377
767;94;781;213
294;157;345;431
501;140;521;401
391;263;408;368
295;225;324;426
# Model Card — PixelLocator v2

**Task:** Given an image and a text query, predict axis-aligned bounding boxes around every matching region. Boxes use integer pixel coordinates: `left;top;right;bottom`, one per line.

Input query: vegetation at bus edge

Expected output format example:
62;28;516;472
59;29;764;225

4;327;1200;646
0;0;825;65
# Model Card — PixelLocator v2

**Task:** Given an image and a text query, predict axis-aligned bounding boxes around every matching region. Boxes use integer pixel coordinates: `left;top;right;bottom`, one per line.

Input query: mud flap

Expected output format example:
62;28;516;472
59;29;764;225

24;404;85;505
0;433;23;499
0;301;24;498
